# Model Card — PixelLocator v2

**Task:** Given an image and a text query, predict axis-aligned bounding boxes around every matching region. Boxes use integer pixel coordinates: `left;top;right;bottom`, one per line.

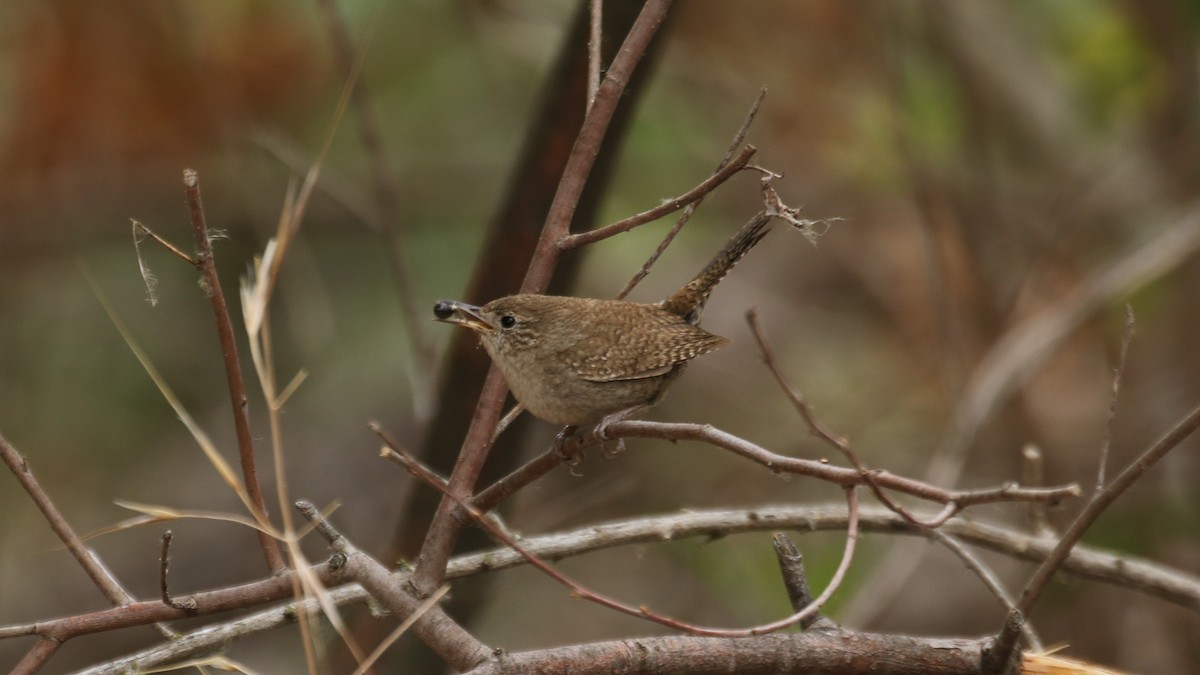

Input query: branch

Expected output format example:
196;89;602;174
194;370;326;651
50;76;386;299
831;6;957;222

390;438;861;637
183;169;285;574
616;87;767;300
558;145;756;250
23;503;1198;673
465;631;984;675
410;0;675;594
295;501;490;672
593;420;1080;509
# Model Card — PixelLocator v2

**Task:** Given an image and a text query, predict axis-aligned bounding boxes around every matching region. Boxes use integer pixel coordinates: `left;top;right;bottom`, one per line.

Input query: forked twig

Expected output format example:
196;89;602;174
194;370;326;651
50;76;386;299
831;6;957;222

747;308;964;528
384;434;861;637
617;86;768;300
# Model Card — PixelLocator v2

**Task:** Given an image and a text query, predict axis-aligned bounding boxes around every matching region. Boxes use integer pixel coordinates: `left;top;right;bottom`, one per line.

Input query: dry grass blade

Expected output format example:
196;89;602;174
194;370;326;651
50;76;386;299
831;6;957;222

86;271;264;521
142;654;262;674
113;501;280;537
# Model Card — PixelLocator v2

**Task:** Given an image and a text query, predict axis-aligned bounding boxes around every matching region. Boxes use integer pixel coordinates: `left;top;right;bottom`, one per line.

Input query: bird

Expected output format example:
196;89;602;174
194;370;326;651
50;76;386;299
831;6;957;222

434;211;772;436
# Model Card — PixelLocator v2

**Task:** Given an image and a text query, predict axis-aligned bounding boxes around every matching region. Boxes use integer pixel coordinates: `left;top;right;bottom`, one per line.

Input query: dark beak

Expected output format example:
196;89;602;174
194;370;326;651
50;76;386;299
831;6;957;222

433;300;494;331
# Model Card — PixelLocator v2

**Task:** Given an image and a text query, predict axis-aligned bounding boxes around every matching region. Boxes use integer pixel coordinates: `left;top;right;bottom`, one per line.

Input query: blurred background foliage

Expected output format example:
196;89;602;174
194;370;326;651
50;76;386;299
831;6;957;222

1;1;1198;672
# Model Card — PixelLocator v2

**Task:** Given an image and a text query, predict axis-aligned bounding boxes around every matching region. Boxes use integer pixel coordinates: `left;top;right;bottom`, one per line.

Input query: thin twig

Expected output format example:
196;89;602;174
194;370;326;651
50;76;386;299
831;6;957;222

587;420;1080;508
491;403;526;444
1;433;135;607
747;308;970;527
1098;304;1135;490
617;86;767;300
388;439;862;637
987;397;1200;673
1020;445;1054;537
159;531;197;612
558;145;756;250
930;531;1041;651
8;503;1197;664
587;0;602;114
183;169;286;574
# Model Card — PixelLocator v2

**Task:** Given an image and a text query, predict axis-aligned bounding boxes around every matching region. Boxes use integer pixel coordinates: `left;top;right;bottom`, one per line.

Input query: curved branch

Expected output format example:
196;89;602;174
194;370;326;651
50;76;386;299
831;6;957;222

600;420;1080;508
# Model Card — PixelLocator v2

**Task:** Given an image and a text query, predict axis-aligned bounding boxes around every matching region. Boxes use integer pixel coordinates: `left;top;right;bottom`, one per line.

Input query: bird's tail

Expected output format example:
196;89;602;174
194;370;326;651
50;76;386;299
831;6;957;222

660;211;772;324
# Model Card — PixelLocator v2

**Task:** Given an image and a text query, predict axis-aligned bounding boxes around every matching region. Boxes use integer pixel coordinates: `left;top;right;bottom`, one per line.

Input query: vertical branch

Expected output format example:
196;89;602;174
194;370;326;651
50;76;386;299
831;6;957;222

587;0;603;114
183;169;286;575
410;0;675;593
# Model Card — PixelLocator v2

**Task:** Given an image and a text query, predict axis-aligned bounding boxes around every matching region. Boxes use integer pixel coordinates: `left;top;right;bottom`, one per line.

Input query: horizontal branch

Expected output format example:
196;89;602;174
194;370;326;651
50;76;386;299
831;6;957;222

49;503;1199;673
466;630;983;675
599;420;1081;508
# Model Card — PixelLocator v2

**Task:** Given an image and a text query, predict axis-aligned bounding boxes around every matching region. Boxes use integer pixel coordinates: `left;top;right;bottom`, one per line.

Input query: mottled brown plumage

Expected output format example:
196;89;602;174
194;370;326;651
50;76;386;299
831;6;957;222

434;212;772;428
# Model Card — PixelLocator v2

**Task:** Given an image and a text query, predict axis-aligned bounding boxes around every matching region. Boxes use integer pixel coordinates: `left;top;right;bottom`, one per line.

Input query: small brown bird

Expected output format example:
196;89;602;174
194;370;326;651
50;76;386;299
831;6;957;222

434;212;772;433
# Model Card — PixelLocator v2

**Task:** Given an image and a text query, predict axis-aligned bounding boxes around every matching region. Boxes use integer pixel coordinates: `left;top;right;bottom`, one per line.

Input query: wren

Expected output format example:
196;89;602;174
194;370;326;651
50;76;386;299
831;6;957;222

434;212;772;432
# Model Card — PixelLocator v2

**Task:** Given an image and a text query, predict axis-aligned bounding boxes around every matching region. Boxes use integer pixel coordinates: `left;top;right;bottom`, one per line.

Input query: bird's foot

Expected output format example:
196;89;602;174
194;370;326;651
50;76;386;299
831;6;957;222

553;425;584;469
600;438;626;459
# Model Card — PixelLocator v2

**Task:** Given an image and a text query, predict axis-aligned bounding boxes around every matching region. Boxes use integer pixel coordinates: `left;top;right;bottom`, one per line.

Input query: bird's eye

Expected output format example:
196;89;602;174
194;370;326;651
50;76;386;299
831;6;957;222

499;314;517;329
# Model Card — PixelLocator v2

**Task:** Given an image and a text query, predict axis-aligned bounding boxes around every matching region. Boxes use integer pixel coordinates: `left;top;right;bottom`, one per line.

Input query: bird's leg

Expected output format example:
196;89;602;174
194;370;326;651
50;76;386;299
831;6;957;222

593;405;646;441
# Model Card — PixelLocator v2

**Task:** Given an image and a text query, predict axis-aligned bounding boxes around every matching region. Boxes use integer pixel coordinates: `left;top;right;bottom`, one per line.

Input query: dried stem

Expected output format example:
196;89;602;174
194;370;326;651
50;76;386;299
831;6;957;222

589;420;1079;508
8;503;1196;668
771;534;822;628
183;169;286;574
1;433;134;607
1020;445;1054;537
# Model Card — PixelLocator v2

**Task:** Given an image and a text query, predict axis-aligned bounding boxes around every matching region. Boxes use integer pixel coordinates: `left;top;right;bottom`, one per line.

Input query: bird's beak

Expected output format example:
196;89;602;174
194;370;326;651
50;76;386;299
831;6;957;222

433;300;494;332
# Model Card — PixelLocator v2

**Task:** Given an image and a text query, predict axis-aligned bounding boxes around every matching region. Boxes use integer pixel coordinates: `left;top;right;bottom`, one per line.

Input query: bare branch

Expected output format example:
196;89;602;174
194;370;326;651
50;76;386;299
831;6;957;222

159;531;197;613
183;169;285;574
617;87;768;300
747;308;964;527
587;0;602;114
590;420;1080;509
558;145;756;250
295;500;490;672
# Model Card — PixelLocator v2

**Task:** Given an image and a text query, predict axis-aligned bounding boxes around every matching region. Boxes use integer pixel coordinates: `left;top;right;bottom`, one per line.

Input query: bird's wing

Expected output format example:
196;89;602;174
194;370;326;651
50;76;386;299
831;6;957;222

567;321;729;383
